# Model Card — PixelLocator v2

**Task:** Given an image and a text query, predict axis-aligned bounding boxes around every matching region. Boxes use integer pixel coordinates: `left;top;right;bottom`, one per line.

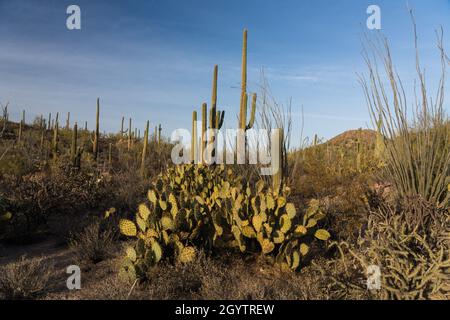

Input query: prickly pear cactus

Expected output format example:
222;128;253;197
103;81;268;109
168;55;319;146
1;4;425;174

118;164;330;280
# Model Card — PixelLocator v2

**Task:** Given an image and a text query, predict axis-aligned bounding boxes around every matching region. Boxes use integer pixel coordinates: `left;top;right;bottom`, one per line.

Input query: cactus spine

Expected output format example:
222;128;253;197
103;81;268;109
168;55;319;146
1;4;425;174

140;120;149;178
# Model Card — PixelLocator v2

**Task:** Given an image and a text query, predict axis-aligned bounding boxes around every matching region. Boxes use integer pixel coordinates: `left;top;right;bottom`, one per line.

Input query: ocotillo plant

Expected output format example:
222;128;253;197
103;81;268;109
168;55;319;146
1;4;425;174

140;120;150;178
22;110;25;125
191;111;198;163
92;98;100;160
374;114;385;161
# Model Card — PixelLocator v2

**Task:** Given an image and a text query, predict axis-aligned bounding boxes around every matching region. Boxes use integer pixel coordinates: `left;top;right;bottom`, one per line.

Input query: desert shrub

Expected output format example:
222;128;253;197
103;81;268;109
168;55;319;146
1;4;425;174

0;256;54;300
70;218;117;265
0;161;118;241
316;203;450;300
117;164;330;282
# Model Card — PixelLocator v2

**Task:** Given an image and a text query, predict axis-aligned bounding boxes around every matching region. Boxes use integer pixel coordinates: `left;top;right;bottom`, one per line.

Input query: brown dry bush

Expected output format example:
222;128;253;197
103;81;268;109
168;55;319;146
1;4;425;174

315;203;450;300
119;252;325;300
69;219;117;266
0;255;54;300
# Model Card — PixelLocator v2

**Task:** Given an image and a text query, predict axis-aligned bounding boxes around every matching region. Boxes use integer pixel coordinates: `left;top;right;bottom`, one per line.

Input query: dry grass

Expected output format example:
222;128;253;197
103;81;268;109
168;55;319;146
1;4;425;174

0;255;54;300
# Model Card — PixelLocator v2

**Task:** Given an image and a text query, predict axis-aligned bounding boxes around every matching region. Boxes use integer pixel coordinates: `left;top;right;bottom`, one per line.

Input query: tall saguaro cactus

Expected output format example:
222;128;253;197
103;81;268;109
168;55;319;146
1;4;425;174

201;103;207;163
158;124;162;145
66;112;70;130
93;98;100;160
208;65;225;164
70;122;78;163
191;111;198;163
140;120;149;178
52;121;59;159
128;118;133;151
237;29;256;162
70;122;83;168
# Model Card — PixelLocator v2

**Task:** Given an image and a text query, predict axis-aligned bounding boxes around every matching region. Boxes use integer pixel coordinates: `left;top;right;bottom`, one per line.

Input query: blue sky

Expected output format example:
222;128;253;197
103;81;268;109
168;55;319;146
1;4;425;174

0;0;449;145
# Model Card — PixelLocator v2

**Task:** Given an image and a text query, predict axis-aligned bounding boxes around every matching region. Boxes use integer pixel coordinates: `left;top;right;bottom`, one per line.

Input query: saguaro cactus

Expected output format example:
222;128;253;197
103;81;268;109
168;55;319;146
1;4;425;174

17;120;22;144
66;112;70;130
128;118;133;150
140;120;149;177
47;113;52;130
70;122;83;168
237;29;256;162
158;124;162;145
208;65;225;163
201;103;207;163
191;111;198;163
52;121;59;159
120;117;125;137
93;98;100;160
